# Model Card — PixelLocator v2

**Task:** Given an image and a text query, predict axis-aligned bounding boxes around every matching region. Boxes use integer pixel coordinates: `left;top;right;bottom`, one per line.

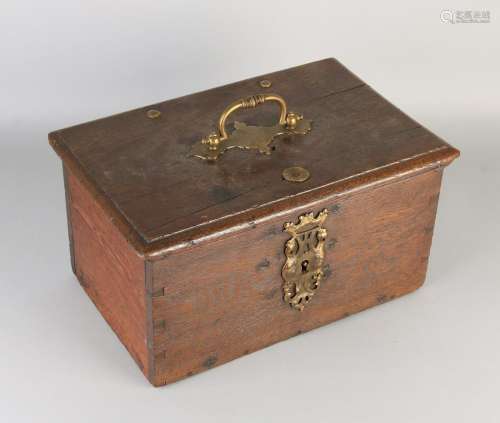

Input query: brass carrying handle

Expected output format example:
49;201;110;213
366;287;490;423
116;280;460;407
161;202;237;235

218;94;288;141
193;93;310;161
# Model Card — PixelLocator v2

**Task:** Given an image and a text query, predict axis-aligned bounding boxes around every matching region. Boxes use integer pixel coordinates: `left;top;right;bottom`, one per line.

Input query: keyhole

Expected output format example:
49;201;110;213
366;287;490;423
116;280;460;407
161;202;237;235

301;260;309;273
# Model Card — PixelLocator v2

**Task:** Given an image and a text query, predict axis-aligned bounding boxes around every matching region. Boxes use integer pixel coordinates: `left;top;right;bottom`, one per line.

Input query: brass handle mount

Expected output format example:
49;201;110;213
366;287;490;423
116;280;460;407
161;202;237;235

191;93;312;161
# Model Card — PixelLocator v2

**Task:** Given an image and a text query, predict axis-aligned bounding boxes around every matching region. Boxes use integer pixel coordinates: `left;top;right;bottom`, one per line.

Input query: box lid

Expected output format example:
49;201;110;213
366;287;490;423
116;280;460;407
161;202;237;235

49;58;459;257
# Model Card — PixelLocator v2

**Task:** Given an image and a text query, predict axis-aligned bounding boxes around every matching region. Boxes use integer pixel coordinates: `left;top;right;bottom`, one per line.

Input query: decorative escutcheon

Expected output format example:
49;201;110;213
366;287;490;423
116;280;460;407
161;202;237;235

282;209;328;311
190;94;312;161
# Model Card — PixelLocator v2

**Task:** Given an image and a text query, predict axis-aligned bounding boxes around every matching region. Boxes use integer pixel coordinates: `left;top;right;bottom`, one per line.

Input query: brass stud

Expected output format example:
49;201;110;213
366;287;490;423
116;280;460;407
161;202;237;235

282;166;310;183
259;79;272;88
201;132;221;151
285;112;302;130
146;109;161;119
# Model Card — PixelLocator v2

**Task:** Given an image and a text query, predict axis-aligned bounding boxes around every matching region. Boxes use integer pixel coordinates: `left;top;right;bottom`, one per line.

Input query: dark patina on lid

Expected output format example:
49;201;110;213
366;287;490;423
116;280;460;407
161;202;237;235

49;58;459;256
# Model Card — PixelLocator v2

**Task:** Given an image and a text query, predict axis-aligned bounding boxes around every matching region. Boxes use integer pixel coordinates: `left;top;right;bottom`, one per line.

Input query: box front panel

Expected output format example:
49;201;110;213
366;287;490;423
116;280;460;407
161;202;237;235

150;169;443;386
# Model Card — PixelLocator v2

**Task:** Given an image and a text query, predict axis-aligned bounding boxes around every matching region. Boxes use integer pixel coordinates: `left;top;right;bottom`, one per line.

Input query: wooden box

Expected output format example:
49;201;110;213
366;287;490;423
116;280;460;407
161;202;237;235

49;58;459;386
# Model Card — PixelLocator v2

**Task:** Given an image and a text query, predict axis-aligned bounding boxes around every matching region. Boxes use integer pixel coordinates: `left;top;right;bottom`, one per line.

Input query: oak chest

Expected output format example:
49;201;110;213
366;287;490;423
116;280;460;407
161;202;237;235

49;58;459;386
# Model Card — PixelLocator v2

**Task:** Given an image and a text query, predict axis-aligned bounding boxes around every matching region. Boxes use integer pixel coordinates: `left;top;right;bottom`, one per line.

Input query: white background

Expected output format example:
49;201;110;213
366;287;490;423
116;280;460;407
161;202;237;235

1;1;499;422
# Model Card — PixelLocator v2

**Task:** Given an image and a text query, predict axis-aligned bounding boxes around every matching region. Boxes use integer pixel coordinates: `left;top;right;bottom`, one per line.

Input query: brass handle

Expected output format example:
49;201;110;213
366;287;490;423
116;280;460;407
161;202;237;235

191;93;312;161
218;94;288;141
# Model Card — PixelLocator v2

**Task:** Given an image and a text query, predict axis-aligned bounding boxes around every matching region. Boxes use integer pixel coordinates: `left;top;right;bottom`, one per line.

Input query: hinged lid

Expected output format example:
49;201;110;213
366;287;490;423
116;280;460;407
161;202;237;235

49;58;459;257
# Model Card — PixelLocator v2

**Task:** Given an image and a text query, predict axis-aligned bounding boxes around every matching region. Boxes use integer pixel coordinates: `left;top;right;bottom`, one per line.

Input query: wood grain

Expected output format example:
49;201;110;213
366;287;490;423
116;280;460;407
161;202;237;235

149;168;444;386
49;58;459;252
66;168;150;377
50;58;460;387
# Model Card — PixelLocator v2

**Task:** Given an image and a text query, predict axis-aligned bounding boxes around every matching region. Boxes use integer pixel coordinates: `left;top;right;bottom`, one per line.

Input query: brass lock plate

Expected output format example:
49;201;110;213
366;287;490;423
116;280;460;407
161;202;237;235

282;209;328;311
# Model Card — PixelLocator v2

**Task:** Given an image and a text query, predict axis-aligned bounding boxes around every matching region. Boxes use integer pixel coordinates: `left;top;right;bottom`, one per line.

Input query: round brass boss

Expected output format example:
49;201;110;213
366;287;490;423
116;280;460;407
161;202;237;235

146;109;161;119
282;166;310;183
259;79;272;88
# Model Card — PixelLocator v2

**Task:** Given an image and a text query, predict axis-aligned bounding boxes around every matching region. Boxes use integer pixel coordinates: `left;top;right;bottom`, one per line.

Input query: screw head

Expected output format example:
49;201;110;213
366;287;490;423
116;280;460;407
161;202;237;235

146;109;161;119
282;166;310;183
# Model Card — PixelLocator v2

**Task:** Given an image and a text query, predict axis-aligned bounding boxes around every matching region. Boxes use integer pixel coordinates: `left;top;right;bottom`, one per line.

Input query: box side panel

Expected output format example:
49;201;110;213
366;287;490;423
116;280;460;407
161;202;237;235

65;167;149;378
151;169;443;386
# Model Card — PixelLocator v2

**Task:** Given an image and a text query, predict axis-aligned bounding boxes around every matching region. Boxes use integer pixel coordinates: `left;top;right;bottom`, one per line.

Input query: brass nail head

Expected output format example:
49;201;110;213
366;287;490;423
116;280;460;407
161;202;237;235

282;166;310;183
259;79;272;88
147;109;161;119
